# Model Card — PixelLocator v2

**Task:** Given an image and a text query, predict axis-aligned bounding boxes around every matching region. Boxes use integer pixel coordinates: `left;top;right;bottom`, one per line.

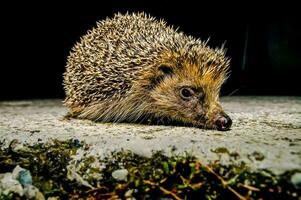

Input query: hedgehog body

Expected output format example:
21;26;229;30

64;13;232;130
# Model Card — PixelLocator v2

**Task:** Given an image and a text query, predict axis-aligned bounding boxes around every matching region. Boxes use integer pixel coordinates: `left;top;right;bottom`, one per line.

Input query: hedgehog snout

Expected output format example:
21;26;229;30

214;112;232;131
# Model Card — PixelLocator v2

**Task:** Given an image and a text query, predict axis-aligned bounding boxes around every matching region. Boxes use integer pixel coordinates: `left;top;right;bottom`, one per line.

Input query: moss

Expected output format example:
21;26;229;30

211;147;230;154
0;139;84;199
0;139;300;200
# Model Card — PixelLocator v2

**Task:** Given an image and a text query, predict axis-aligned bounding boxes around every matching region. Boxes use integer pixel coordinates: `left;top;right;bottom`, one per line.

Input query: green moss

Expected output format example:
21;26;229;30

0;139;83;199
211;147;230;154
0;139;300;200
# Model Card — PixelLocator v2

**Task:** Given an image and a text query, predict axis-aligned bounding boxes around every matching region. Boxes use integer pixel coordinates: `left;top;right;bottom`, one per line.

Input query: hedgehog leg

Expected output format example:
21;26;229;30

63;111;79;120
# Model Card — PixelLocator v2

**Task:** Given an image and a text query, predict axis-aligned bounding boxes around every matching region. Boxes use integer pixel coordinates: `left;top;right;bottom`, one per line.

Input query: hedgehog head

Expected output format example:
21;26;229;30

142;44;232;131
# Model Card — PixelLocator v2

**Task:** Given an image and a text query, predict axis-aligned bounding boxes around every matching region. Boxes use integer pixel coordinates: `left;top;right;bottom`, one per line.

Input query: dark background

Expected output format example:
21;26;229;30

1;1;300;100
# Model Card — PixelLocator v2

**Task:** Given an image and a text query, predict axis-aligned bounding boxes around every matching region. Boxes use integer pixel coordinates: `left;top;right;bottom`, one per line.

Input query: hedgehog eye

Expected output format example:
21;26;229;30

180;87;194;100
158;65;173;75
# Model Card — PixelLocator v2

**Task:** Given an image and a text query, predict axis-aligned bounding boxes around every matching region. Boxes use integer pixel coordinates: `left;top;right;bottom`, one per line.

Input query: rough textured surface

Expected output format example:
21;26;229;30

0;96;300;175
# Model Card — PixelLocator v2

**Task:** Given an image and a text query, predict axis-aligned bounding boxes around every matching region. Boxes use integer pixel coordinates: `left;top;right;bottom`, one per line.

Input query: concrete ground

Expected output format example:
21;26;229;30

0;96;300;175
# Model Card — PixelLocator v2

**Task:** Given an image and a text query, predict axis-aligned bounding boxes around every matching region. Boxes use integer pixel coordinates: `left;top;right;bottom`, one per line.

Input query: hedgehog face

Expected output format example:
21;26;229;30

149;60;232;131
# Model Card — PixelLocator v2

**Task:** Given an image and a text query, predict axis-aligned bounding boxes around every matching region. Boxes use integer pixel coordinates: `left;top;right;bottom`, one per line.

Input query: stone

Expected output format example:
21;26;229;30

0;96;300;175
291;172;301;189
112;169;128;181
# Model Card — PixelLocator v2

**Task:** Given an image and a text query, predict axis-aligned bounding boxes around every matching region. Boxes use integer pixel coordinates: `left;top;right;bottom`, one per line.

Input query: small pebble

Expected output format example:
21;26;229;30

0;173;23;196
112;169;128;181
125;189;136;200
291;172;301;189
12;165;33;185
24;184;45;200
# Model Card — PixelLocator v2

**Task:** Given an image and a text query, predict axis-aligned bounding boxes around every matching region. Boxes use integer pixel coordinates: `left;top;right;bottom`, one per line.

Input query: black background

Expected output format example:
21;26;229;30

1;1;300;100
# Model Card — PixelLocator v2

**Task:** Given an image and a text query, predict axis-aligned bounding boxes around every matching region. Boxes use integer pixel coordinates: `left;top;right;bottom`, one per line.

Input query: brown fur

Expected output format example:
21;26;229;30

63;12;230;129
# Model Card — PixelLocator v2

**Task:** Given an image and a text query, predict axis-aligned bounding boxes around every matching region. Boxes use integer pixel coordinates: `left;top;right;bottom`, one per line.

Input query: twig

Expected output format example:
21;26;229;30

203;164;247;200
85;186;108;193
237;183;260;191
143;180;183;200
227;88;240;96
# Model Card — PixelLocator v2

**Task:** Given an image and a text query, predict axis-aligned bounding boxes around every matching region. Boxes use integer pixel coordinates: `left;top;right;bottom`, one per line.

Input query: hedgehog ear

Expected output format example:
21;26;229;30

158;65;173;75
148;65;174;89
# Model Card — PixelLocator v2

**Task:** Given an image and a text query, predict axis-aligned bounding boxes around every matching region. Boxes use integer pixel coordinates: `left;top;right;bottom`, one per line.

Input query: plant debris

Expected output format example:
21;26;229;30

0;139;300;199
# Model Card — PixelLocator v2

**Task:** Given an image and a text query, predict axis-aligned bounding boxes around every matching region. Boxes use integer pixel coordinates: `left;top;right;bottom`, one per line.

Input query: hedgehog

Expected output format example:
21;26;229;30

63;12;232;131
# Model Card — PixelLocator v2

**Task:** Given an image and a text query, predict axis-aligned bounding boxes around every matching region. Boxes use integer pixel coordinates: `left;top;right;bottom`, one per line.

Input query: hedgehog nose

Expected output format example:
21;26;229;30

215;113;232;131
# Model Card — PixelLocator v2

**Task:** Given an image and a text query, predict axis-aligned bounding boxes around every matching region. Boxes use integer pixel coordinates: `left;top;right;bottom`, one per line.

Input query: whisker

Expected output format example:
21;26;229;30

227;88;240;97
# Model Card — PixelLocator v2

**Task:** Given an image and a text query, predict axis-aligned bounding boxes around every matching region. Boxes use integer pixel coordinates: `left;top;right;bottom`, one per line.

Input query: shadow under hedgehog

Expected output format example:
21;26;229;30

63;12;232;131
